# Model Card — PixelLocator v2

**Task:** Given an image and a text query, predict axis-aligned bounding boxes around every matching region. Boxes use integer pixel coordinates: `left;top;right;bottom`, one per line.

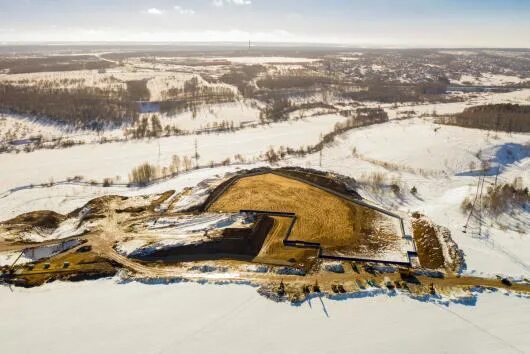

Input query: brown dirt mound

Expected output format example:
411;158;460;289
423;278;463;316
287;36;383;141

411;216;445;270
3;210;65;229
209;173;401;255
68;195;128;218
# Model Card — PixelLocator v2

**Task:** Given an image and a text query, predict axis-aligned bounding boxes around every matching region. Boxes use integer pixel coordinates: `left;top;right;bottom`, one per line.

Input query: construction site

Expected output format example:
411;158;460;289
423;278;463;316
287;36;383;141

0;168;527;302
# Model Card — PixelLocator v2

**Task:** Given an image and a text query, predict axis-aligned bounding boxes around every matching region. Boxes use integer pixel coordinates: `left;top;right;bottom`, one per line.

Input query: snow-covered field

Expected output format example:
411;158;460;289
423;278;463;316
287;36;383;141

159;101;262;131
0;279;528;354
453;73;528;86
0;114;344;192
382;89;530;119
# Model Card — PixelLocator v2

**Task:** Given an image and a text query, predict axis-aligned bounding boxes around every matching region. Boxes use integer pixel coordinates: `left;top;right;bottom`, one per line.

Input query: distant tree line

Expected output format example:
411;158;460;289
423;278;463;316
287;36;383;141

341;77;450;103
438;104;530;133
0;56;115;74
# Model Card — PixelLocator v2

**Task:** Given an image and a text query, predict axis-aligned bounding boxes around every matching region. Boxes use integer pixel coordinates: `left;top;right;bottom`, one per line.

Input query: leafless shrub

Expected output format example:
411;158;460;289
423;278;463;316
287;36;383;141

102;178;113;187
460;196;474;213
129;163;158;186
265;147;280;164
483;178;529;216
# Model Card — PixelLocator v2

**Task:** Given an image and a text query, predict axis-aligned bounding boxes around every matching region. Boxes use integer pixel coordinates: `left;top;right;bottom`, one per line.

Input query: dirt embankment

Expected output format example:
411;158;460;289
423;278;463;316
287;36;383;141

275;167;361;200
3;210;65;229
200;167;362;212
412;216;445;269
411;213;465;272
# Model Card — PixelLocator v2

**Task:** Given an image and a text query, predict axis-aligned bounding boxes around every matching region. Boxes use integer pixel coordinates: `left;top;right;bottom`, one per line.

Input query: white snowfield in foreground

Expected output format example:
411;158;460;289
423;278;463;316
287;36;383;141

0;279;529;354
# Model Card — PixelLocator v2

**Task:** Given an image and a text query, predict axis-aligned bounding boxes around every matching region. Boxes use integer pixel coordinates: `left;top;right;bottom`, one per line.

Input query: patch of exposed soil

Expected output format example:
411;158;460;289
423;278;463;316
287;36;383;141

411;216;445;269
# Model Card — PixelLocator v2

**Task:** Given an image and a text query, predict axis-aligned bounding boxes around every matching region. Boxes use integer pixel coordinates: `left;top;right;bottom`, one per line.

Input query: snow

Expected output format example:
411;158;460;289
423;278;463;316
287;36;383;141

0;114;345;192
117;213;253;257
0;166;252;222
0;239;81;266
0;251;30;266
382;89;530;120
332;117;529;174
21;239;81;261
285;118;529;278
158;101;262;131
0;279;529;354
453;73;528;86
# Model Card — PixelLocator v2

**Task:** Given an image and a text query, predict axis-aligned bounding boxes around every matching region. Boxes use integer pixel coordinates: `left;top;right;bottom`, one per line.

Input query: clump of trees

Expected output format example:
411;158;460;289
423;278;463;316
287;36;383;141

461;178;529;217
128;155;197;185
126;80;150;101
437;104;530;133
341;80;418;103
220;65;265;97
483;178;529;216
161;77;235;102
341;77;450;103
415;76;450;95
129;163;158;186
126;115;166;139
0;82;138;129
260;98;292;122
260;99;336;123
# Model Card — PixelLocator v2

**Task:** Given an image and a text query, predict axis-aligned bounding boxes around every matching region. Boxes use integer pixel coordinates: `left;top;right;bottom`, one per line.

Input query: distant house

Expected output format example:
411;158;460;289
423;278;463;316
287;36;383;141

137;101;161;113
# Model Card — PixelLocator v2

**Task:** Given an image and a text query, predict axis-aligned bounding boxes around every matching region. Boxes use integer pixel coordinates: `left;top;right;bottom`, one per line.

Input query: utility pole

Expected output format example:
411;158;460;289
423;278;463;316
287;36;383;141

463;173;482;234
194;138;199;169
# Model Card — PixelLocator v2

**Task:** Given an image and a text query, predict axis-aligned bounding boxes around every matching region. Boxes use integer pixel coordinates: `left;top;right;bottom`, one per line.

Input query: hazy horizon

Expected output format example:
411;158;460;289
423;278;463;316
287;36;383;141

1;0;529;48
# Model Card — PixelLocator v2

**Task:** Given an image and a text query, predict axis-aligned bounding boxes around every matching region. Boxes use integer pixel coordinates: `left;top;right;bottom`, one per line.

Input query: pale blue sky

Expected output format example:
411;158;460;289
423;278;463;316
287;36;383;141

1;0;529;47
